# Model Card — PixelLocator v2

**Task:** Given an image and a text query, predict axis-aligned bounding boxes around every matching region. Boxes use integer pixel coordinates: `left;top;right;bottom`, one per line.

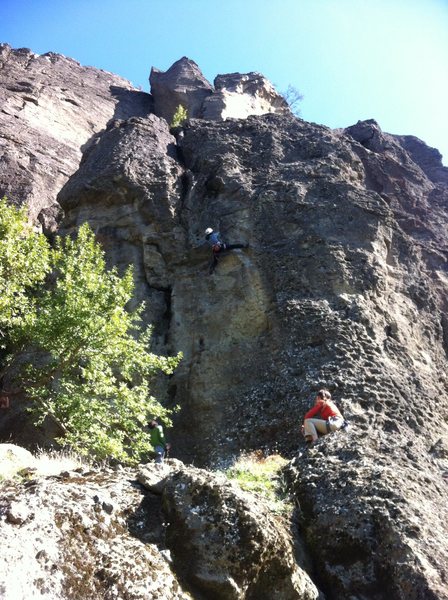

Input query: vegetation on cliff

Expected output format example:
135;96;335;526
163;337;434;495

170;103;188;128
225;451;292;515
0;198;181;463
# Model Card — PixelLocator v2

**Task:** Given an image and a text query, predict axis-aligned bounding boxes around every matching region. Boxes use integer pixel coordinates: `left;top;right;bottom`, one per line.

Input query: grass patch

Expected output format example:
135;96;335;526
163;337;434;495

0;444;91;481
225;451;293;515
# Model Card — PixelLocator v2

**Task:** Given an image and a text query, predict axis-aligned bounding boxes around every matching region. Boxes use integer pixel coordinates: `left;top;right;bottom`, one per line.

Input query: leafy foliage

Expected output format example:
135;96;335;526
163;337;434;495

171;104;188;128
0;198;181;463
0;198;50;335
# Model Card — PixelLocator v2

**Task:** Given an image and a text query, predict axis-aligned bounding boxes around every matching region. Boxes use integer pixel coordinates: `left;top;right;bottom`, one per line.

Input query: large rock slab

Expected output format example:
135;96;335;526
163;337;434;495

0;463;191;599
57;113;185;332
0;43;151;227
0;457;320;599
161;466;320;599
286;434;448;600
202;72;290;120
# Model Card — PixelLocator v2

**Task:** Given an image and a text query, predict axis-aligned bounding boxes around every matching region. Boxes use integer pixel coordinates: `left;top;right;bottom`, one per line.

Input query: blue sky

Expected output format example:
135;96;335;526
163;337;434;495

1;0;447;164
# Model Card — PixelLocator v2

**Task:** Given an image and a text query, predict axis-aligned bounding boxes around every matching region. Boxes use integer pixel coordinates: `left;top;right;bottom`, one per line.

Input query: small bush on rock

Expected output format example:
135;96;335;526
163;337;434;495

170;104;188;128
281;84;304;116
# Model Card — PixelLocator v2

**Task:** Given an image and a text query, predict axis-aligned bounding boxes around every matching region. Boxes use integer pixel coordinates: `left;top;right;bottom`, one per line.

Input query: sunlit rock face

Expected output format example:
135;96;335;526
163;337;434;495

1;47;448;599
150;57;213;123
59;110;448;599
0;43;151;228
149;57;289;123
0;454;320;600
202;72;290;120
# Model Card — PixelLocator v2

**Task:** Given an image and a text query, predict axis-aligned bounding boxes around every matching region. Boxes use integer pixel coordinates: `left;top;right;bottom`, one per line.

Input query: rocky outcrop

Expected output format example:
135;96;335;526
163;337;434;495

0;43;151;228
149;57;289;124
0;461;188;599
1;46;448;599
286;435;448;600
0;451;319;599
150;57;213;123
58;113;185;338
144;463;319;600
202;72;290;121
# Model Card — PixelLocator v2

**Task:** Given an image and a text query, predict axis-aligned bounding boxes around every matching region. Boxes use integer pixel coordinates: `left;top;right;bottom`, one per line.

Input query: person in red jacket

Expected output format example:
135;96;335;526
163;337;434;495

302;389;344;444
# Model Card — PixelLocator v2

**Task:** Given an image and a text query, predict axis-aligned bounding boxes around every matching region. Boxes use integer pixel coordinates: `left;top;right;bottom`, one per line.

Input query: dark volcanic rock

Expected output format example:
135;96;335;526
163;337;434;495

150;57;213;123
58;114;185;331
394;134;448;185
286;436;447;600
0;43;151;225
1;46;448;599
160;466;319;599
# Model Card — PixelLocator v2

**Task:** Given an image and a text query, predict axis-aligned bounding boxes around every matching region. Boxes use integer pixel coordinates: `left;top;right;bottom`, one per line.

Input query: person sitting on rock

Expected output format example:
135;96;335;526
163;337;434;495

148;419;170;463
302;389;345;445
204;227;248;274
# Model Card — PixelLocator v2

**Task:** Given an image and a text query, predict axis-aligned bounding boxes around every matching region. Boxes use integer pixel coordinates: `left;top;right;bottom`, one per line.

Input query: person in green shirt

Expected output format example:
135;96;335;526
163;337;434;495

148;419;170;463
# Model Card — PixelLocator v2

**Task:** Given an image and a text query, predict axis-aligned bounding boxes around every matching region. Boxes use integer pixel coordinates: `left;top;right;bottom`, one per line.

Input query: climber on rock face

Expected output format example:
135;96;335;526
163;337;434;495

204;227;248;274
302;389;345;445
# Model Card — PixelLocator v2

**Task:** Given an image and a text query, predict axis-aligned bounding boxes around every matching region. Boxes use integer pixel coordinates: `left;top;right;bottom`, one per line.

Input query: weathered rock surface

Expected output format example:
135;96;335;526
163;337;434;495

0;43;151;227
0;451;319;599
150;57;289;123
58;113;185;339
160;467;318;600
150;57;213;123
56;110;448;598
287;434;448;600
0;461;187;599
0;444;34;477
202;72;290;120
1;47;448;599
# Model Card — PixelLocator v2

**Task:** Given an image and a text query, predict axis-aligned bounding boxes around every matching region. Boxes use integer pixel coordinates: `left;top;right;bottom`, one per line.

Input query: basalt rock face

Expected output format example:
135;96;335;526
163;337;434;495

0;454;319;600
143;464;319;600
0;43;151;228
202;72;290;120
1;48;448;599
58;113;185;341
58;111;448;599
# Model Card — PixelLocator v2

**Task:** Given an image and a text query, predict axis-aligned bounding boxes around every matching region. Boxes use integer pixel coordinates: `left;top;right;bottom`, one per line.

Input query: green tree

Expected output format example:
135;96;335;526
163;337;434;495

0;198;181;463
171;104;188;128
0;198;50;333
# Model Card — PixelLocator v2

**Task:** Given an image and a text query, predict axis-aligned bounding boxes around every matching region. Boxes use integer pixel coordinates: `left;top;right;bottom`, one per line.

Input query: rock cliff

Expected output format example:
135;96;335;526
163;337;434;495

1;47;448;599
0;43;151;229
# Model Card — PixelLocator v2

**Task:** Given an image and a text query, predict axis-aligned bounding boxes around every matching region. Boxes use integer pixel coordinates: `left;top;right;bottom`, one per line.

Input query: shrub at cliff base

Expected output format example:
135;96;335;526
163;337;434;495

0;198;181;464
